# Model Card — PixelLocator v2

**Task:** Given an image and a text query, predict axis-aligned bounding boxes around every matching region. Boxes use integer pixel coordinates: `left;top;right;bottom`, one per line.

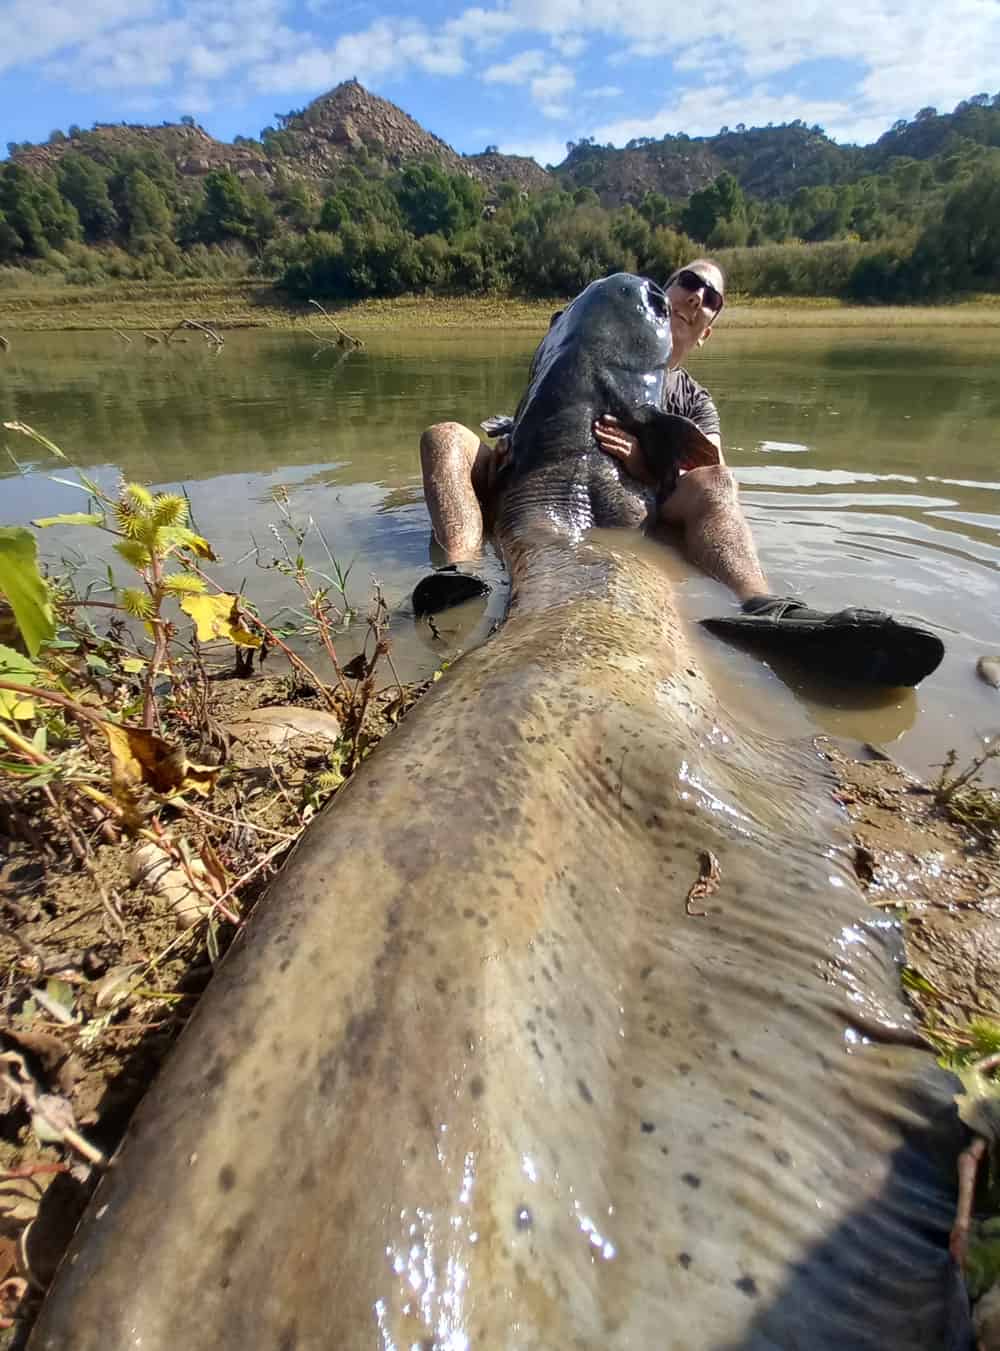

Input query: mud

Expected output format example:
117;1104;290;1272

0;722;996;1346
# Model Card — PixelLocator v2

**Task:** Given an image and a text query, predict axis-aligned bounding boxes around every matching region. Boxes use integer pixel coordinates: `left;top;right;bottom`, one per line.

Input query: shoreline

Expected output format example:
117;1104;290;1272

2;280;1000;334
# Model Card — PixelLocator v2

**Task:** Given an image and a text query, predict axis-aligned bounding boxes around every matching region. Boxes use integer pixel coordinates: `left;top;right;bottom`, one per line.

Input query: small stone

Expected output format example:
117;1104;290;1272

977;656;1000;689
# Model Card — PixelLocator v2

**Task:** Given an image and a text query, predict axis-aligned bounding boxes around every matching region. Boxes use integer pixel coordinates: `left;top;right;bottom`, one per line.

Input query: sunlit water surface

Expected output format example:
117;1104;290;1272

1;325;998;783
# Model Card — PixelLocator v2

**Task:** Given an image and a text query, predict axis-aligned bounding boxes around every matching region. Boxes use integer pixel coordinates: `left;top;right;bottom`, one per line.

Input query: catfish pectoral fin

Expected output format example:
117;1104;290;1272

632;410;720;473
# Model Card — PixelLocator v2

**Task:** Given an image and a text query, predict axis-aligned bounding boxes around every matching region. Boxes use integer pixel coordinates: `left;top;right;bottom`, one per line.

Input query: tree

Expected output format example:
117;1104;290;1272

123;169;171;244
193;169;256;243
638;191;672;229
57;153;118;240
0;164;79;256
393;162;481;240
914;166;1000;289
681;172;745;241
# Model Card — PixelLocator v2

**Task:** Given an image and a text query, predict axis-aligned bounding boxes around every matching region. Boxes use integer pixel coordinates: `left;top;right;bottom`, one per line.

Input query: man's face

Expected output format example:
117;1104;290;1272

666;264;724;364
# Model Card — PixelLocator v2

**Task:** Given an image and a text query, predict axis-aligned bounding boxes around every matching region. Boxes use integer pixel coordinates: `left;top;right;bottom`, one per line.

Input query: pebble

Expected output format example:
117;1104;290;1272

977;656;1000;689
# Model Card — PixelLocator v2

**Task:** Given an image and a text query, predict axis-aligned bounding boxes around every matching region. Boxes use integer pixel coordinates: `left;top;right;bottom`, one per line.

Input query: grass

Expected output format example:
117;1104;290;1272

2;277;1000;334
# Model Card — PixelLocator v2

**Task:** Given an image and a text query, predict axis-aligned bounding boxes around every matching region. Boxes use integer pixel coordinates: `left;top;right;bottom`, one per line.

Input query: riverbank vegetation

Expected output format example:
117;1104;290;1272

0;421;433;1333
2;94;999;311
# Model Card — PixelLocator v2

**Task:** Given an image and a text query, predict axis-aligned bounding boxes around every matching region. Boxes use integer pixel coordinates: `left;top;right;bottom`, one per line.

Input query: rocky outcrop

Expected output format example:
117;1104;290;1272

463;151;555;196
12;122;273;182
272;79;470;180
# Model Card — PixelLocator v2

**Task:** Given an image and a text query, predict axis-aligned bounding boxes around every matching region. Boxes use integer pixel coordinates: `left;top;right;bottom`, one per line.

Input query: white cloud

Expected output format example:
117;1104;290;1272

8;0;1000;157
444;6;520;48
482;48;548;83
553;32;585;57
587;84;621;99
531;62;574;117
0;0;159;74
251;17;466;93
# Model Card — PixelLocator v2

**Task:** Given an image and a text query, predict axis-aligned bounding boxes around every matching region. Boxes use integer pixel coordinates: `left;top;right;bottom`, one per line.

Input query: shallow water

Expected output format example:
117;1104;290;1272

1;324;998;782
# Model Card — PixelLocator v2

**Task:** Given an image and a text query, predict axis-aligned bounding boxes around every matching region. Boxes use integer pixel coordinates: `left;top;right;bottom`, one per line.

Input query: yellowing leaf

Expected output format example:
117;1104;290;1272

180;592;237;641
179;592;261;647
230;625;262;648
0;691;35;720
121;657;145;673
102;721;221;803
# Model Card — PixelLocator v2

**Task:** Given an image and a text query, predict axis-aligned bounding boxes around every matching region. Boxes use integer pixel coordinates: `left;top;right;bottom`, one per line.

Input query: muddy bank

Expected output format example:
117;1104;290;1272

2;280;1000;334
0;711;997;1345
0;662;428;1344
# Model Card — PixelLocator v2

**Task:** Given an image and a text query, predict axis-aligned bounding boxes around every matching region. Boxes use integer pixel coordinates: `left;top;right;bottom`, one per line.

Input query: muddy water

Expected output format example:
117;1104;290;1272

1;324;997;781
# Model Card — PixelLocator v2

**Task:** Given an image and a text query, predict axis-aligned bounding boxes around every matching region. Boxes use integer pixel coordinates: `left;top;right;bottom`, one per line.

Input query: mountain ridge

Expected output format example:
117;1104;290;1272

7;80;1000;208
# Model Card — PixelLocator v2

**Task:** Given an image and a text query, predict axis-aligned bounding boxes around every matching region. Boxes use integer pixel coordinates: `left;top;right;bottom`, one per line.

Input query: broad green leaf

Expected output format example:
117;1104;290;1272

0;527;55;657
0;643;41;678
32;512;104;528
0;644;40;714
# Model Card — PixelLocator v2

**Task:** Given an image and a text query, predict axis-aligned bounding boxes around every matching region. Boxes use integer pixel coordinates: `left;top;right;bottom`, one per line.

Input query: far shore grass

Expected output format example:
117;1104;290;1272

1;277;1000;335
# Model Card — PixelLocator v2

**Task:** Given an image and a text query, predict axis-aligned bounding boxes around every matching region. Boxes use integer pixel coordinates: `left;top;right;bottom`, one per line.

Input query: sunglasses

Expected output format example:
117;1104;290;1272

671;269;724;316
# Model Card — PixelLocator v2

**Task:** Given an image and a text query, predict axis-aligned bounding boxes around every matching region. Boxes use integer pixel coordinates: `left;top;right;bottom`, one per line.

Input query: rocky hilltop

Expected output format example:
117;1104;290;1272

9;81;556;199
272;79;467;177
8;81;1000;209
12;121;272;183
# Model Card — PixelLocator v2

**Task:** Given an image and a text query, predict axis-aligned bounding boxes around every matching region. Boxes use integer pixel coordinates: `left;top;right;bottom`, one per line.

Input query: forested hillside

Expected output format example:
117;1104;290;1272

2;81;999;302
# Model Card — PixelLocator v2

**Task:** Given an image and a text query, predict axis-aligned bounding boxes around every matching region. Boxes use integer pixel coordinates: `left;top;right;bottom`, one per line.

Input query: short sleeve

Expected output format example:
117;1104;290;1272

665;369;721;442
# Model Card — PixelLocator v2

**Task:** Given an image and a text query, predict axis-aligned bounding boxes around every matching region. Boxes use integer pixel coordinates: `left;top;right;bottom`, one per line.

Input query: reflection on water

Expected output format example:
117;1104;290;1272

0;325;997;782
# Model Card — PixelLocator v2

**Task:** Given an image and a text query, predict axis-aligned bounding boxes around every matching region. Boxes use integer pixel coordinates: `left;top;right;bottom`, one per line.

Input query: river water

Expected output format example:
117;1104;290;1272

1;324;998;784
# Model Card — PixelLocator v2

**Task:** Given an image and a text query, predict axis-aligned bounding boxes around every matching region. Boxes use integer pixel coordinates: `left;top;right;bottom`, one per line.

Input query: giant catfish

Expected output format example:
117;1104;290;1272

31;274;971;1350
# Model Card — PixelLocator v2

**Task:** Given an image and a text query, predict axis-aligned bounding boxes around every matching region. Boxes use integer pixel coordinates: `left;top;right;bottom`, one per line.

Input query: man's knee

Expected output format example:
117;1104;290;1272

420;421;480;472
661;463;740;523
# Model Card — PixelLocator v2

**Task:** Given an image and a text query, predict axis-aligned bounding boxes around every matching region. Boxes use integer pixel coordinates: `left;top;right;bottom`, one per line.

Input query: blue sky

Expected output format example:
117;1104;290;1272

2;0;999;168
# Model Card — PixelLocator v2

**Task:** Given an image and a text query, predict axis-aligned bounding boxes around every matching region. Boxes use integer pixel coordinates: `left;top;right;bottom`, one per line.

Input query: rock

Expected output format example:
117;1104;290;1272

977;656;1000;689
975;1283;1000;1349
223;705;342;748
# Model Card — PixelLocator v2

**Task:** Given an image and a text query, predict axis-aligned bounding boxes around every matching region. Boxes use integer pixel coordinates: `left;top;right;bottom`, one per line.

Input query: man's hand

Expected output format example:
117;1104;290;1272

594;416;655;484
594;414;723;482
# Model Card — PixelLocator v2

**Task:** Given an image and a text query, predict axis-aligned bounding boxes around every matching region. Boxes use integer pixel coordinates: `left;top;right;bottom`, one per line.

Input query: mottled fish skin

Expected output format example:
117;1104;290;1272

977;655;1000;688
30;276;970;1351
